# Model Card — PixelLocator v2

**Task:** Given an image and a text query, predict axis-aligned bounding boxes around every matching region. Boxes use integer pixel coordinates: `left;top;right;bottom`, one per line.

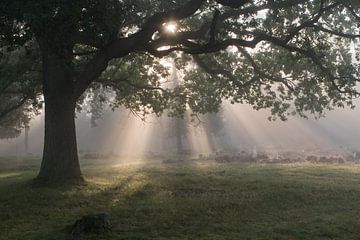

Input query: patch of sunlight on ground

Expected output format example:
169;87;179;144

0;172;23;179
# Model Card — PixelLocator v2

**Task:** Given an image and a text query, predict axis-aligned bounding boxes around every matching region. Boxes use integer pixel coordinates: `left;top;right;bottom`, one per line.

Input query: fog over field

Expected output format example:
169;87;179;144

1;100;360;157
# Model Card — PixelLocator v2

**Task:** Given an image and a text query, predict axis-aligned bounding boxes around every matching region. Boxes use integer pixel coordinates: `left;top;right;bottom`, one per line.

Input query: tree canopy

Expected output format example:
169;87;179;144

1;0;359;120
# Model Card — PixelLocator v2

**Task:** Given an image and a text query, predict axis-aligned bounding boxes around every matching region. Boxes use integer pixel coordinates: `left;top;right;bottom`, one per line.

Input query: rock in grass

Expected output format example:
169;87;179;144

70;212;111;237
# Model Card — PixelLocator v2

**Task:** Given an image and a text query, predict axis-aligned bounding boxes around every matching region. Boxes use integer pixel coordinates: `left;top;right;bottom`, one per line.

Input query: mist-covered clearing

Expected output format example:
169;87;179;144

1;156;360;240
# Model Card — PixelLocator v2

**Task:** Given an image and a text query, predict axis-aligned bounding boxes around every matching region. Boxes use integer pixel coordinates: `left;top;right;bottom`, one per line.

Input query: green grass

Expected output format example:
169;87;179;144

1;157;360;240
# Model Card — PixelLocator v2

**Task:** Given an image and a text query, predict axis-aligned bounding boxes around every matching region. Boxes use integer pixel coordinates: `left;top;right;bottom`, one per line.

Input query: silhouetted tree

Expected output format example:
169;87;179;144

1;0;359;183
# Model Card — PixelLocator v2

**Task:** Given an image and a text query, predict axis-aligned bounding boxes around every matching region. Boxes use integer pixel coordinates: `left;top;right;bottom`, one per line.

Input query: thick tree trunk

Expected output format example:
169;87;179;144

36;97;82;182
35;45;83;183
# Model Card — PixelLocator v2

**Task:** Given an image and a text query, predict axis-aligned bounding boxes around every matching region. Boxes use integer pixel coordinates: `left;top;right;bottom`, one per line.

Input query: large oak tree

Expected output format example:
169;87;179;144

1;0;359;183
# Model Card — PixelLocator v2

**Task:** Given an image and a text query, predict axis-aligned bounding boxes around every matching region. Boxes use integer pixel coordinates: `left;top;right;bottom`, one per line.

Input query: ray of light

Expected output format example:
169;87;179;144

223;101;335;153
110;113;157;160
185;113;215;156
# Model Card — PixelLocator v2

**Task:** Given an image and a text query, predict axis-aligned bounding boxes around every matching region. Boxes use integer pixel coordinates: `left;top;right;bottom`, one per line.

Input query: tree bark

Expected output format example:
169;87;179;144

36;96;82;182
35;45;83;183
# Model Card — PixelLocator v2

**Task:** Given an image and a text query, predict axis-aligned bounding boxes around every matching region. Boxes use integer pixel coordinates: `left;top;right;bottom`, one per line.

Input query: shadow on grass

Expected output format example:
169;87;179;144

75;161;360;239
2;161;360;239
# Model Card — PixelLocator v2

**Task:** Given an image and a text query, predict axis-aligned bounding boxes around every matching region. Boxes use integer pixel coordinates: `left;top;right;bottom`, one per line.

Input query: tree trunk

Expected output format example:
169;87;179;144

36;96;82;182
35;46;83;183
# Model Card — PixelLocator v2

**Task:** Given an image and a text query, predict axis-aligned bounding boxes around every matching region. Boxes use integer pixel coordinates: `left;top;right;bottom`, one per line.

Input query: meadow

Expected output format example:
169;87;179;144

1;157;360;240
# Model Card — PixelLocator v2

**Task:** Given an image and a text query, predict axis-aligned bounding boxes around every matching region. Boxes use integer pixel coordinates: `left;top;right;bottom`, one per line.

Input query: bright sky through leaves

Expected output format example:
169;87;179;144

164;22;177;33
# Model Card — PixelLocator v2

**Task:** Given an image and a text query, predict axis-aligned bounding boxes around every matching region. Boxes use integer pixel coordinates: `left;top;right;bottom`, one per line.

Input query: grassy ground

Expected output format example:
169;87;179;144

1;157;360;240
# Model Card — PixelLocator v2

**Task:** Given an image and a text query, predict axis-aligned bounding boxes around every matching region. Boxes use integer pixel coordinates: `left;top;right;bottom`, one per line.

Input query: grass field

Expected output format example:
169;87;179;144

1;157;360;240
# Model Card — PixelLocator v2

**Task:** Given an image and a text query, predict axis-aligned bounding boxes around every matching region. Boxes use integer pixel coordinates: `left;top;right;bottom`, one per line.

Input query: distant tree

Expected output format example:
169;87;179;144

88;85;107;128
164;59;189;155
165;115;189;155
1;0;359;183
201;109;227;151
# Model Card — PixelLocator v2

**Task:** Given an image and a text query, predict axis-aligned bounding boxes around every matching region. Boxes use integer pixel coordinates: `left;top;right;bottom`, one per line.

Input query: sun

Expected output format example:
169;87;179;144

164;22;177;33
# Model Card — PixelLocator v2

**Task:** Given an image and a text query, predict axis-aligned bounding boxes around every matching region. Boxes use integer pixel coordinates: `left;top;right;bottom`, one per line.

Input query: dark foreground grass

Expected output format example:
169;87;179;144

1;157;360;240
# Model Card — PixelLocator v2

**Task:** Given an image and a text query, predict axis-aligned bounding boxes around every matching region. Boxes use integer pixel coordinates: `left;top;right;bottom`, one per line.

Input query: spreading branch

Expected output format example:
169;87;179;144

209;9;220;45
74;0;205;99
192;54;259;90
73;0;357;101
0;95;29;119
238;48;295;91
215;0;251;8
